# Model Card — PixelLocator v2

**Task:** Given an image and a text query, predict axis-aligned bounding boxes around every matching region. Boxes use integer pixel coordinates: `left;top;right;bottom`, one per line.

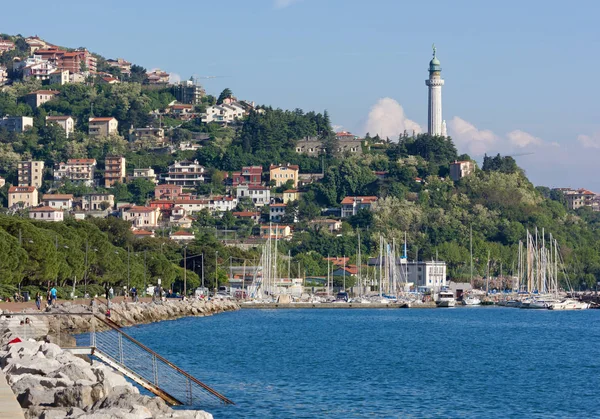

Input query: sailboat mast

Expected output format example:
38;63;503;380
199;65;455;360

470;225;473;283
358;229;362;297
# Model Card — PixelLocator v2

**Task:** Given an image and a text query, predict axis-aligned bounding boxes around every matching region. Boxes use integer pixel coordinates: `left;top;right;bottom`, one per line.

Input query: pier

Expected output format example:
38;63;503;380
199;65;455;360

0;371;24;419
240;302;437;309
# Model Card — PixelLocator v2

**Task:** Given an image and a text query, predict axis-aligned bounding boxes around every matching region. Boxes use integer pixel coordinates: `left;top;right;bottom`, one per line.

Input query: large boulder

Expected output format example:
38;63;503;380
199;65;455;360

53;385;94;409
49;362;97;382
4;358;62;376
17;387;58;408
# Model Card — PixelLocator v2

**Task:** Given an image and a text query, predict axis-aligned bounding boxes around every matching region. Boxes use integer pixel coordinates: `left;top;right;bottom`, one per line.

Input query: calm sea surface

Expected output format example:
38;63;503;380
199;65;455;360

121;307;600;418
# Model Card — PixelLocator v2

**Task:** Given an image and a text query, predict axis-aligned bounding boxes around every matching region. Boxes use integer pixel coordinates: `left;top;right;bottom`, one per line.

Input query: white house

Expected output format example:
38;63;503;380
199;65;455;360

236;185;270;207
29;206;64;222
46;115;75;138
169;230;195;242
122;206;160;227
269;203;287;222
42;194;73;210
210;196;238;212
202;102;247;124
54;159;96;186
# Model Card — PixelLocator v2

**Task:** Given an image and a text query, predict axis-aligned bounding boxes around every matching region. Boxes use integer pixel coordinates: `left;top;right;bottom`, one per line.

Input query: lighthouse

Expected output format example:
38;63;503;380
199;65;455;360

425;44;445;136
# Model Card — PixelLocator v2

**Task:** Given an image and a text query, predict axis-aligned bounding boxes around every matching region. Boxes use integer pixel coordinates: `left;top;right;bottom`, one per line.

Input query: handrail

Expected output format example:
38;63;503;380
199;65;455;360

93;314;234;405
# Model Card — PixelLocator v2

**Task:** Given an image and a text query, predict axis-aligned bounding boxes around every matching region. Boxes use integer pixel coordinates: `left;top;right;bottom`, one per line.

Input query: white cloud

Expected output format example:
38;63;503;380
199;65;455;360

274;0;302;9
507;130;543;148
331;124;343;132
364;98;422;140
448;116;499;156
577;132;600;149
169;73;181;84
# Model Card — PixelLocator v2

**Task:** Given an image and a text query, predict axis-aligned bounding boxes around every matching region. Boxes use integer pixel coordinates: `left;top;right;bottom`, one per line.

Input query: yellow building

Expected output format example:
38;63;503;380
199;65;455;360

8;186;38;208
269;164;299;188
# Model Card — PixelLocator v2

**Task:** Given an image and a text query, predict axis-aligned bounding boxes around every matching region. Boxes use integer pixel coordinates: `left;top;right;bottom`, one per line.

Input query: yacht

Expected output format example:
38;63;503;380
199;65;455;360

436;290;456;308
462;295;481;306
548;299;590;310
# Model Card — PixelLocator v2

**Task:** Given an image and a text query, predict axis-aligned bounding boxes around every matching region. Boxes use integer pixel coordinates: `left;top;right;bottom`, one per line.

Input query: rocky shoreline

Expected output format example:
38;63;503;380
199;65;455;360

0;298;239;418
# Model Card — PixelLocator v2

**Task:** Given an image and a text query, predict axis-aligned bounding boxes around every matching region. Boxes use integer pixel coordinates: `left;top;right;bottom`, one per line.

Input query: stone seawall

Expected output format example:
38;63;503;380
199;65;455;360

0;299;239;419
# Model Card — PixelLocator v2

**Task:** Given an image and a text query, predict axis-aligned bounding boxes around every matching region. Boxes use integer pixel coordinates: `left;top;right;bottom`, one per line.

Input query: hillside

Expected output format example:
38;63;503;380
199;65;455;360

0;33;598;294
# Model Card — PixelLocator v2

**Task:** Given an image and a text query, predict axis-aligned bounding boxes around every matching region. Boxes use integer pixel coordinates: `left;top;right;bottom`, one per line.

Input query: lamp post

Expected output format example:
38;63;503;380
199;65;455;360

215;251;219;296
183;246;187;296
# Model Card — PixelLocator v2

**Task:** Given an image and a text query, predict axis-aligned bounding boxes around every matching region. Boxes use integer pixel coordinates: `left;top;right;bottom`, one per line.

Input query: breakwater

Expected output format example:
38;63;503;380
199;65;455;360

240;302;437;309
0;298;239;418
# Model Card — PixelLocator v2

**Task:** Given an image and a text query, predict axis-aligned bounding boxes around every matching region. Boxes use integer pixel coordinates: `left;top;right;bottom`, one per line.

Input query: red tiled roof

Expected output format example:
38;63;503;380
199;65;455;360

46;115;72;121
324;256;349;266
126;206;156;213
233;211;260;217
270;164;299;171
171;231;194;236
8;186;36;193
67;158;96;164
31;206;60;212
283;189;298;193
132;230;153;236
89;117;116;122
42;194;73;200
270;203;286;207
340;196;378;205
30;90;59;95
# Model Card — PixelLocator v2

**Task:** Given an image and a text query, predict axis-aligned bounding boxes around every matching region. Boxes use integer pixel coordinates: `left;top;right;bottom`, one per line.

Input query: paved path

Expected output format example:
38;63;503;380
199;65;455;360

0;297;154;313
0;371;24;419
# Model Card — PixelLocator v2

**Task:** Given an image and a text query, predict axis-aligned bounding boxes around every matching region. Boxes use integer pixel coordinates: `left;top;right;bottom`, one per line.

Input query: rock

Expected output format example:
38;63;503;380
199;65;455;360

163;410;214;419
18;387;57;408
40;408;69;419
66;407;85;417
4;358;62;376
11;373;73;395
128;405;153;418
41;342;63;359
54;385;93;409
49;362;97;382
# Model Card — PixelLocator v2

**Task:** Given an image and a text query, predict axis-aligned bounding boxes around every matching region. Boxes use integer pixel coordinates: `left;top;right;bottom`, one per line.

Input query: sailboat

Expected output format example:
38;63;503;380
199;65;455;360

462;225;481;306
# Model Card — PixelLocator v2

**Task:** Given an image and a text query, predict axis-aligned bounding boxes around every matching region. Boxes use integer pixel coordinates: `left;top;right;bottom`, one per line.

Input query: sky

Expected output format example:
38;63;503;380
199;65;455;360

3;0;600;190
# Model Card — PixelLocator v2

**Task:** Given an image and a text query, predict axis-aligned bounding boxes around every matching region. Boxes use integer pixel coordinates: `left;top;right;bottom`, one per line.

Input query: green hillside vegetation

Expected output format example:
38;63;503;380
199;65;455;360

0;34;598;291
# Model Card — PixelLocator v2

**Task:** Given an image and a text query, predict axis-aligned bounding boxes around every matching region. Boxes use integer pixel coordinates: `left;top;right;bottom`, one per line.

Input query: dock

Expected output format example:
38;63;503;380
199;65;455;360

0;371;24;419
240;302;437;309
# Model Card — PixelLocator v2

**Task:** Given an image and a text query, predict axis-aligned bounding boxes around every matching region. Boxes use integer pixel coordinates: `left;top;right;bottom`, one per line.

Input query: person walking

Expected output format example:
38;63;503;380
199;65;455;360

50;286;57;305
35;292;41;310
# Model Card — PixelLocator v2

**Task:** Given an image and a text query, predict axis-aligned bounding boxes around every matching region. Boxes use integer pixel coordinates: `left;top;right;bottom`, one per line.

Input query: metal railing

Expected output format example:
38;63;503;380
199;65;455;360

92;314;233;407
0;311;233;407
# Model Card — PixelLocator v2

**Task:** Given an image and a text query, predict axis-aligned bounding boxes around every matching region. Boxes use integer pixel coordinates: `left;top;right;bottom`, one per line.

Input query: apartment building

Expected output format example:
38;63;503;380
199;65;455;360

164;160;205;187
89;117;118;136
29;206;64;222
18;160;45;188
54;158;97;186
0;116;34;132
25;90;59;109
232;166;262;186
449;160;475;181
104;155;126;187
340;196;378;218
82;193;114;211
42;194;73;210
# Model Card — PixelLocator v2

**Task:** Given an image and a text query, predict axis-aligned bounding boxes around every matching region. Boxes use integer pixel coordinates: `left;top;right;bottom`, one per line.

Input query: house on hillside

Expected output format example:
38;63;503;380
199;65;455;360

170;230;195;242
269;164;299;188
25;90;59;109
8;186;38;208
122;206;160;228
89;117;118;136
340;196;378;218
42;194;73;210
29;206;63;222
46;116;75;138
236;185;271;207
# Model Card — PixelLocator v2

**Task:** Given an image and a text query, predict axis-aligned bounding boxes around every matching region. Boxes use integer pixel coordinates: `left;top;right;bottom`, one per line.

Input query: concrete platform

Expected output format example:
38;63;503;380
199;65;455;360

0;371;24;419
240;302;437;309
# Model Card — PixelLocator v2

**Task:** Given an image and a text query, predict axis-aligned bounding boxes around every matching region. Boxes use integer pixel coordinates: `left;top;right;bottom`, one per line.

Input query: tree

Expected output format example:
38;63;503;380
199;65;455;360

217;88;233;105
128;178;155;205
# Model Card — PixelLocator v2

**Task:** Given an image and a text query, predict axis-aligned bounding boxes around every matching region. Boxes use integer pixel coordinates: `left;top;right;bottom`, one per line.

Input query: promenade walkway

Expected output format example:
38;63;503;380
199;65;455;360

0;371;24;419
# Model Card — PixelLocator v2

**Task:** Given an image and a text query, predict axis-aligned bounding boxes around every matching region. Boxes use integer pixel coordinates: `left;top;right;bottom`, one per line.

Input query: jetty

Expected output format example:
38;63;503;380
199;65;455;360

241;302;437;309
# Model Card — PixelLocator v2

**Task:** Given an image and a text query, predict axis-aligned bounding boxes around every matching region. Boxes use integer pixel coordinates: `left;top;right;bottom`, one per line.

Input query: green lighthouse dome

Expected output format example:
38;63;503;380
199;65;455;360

429;44;441;72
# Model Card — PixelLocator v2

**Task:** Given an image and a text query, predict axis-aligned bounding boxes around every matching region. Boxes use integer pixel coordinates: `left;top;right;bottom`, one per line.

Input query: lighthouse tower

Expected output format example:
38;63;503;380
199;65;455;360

425;44;445;136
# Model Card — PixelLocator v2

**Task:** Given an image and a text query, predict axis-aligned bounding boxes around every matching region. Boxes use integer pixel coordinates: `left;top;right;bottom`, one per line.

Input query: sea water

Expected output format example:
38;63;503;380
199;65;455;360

123;308;600;418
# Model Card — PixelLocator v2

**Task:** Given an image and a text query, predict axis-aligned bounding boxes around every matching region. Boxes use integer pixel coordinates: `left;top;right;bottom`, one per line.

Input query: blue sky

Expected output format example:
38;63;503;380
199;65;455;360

4;0;600;189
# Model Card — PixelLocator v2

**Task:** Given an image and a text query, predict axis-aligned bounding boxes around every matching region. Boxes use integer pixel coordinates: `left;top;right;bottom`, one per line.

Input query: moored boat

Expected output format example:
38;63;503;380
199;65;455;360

548;298;590;310
436;290;456;307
